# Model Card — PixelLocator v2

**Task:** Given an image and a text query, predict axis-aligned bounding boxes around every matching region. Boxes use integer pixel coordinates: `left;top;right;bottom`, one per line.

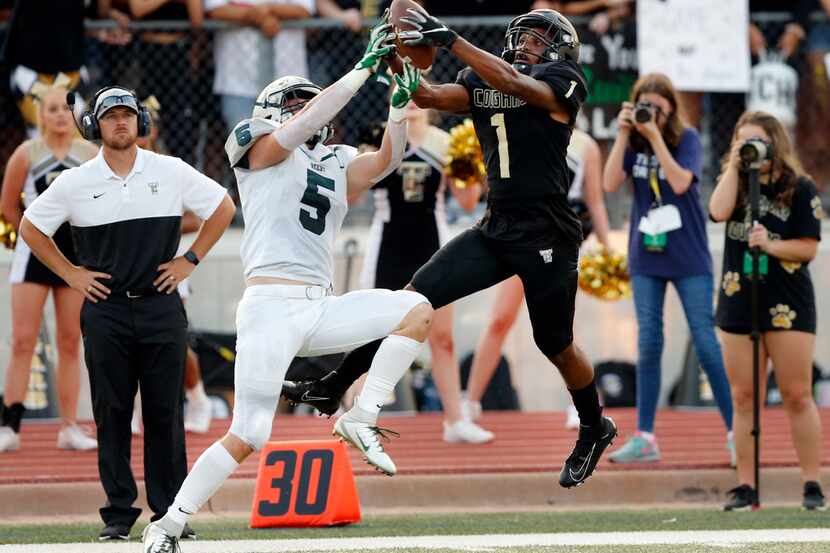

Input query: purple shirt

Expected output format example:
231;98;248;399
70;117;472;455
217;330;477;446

623;128;712;278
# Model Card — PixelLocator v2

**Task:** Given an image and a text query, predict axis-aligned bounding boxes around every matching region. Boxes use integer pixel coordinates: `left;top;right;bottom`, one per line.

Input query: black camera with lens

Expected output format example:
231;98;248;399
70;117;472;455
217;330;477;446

634;101;656;123
738;138;773;169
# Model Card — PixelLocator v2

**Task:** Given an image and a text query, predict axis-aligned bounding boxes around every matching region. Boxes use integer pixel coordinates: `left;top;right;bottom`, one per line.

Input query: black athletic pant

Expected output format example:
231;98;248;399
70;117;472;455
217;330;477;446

81;293;189;528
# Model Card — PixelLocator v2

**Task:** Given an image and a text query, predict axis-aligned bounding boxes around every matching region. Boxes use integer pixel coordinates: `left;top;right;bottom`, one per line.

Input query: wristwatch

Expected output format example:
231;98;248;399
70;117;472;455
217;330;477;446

183;250;200;266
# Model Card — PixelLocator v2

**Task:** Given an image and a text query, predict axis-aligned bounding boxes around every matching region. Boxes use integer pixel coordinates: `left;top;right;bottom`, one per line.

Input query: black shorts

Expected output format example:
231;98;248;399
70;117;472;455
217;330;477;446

411;226;579;357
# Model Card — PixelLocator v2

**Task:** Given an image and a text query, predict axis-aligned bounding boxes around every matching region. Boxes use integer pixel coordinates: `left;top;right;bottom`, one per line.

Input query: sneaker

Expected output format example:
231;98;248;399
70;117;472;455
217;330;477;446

564;405;580;430
724;484;757;511
608;434;661;464
333;402;398;475
57;425;98;451
181;523;197;540
184;398;212;434
803;481;827;511
460;397;482;422
282;372;342;417
99;523;130;541
559;416;617;488
443;419;494;444
727;435;736;468
142;521;180;553
0;427;20;453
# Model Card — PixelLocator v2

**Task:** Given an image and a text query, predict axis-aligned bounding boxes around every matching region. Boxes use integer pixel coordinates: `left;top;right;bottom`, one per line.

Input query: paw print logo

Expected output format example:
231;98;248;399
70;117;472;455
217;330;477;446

770;304;797;329
722;271;741;296
780;260;802;274
811;196;824;220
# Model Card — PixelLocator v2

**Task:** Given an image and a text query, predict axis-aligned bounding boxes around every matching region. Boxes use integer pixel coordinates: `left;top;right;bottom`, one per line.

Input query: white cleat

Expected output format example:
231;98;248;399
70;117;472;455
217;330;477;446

184;398;212;434
564;405;580;430
57;425;98;450
443;419;494;444
0;427;20;452
142;522;180;553
333;405;397;476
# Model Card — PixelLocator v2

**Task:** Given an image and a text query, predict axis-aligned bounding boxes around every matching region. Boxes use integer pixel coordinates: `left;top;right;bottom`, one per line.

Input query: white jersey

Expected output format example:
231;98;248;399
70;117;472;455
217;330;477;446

226;118;358;287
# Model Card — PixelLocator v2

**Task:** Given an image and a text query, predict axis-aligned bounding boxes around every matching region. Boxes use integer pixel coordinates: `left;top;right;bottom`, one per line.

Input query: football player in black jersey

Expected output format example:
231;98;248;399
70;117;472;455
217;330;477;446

283;7;616;488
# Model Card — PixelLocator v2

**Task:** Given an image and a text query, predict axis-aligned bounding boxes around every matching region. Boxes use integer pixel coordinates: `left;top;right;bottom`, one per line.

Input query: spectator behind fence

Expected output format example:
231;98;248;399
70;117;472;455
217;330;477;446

749;0;812;61
207;0;314;133
18;85;235;541
710;111;826;512
1;0;95;137
114;0;203;165
0;82;99;454
602;73;734;465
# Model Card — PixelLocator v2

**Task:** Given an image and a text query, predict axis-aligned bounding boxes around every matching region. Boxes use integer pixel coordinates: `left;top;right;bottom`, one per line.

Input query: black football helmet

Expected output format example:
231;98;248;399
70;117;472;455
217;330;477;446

502;9;580;65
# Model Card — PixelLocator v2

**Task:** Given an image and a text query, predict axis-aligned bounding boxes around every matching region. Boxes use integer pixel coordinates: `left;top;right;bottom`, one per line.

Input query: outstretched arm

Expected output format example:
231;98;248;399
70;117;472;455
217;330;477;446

386;55;470;113
346;64;421;199
399;6;569;120
245;19;395;170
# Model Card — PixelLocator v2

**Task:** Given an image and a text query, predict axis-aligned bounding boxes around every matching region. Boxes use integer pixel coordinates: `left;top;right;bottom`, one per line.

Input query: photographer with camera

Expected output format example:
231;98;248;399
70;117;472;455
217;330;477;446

603;73;733;464
710;111;825;511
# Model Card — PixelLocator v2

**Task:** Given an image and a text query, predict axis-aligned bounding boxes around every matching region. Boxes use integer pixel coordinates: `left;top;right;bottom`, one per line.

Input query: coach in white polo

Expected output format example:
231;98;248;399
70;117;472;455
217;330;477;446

19;86;235;541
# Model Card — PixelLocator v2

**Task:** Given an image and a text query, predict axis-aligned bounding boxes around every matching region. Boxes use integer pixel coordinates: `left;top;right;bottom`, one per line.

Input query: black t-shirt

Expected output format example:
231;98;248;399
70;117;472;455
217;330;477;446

456;61;587;247
1;0;86;73
374;146;444;225
716;176;823;333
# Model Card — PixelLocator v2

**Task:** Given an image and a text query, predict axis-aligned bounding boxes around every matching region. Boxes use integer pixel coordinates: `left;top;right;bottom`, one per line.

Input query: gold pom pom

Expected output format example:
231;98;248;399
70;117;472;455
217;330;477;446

0;215;17;250
578;249;632;302
445;119;485;188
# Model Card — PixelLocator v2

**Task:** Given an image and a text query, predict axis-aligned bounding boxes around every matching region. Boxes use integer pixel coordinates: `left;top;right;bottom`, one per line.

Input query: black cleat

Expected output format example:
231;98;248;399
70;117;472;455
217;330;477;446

281;371;342;417
724;484;757;511
803;481;827;511
559;416;617;488
98;523;130;541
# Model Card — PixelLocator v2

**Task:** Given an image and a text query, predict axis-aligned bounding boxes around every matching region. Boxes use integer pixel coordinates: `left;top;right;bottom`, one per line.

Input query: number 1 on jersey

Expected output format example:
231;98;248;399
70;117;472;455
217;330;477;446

490;113;510;179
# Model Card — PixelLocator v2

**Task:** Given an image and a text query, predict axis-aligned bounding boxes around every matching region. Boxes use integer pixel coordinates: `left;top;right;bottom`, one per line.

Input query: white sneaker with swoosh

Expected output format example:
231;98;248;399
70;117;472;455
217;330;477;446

333;401;397;475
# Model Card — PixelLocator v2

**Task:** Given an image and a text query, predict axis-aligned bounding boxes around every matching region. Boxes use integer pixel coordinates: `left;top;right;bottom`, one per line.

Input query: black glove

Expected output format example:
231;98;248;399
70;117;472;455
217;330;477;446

398;5;458;49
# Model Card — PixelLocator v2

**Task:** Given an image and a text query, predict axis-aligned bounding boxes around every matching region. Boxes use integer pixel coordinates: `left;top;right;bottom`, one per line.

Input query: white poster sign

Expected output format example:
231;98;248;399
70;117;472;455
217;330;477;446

637;0;750;92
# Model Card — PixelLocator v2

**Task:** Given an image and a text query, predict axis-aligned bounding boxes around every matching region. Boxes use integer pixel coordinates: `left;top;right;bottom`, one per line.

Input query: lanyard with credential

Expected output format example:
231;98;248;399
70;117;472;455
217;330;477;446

648;155;662;207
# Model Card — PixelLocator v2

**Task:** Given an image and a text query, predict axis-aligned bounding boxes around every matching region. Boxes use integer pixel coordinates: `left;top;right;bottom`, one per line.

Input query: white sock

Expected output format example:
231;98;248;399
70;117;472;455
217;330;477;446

159;441;239;537
357;335;422;415
637;431;656;444
187;380;209;405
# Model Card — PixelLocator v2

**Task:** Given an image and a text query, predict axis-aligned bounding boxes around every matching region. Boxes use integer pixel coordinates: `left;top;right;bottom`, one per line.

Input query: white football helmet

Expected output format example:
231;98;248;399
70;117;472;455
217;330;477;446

253;76;332;147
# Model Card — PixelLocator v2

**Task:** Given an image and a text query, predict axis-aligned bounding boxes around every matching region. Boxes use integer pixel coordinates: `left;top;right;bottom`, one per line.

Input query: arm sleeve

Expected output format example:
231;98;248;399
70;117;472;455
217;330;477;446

790;178;822;241
672;128;702;185
178;160;228;220
22;174;71;237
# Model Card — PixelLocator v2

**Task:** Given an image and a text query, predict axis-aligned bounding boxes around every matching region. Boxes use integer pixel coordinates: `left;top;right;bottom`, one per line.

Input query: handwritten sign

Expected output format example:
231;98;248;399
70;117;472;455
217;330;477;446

637;0;750;92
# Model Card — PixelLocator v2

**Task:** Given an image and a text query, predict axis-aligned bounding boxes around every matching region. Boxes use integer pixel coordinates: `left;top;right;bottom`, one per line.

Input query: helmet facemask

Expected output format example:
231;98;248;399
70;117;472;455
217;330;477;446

502;10;580;66
254;78;333;148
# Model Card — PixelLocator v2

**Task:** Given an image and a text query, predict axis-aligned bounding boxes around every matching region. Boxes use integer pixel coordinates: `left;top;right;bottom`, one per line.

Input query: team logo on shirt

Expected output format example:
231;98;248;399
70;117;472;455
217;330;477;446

398;162;430;203
148;181;159;195
770;304;797;329
811;196;823;219
780;260;802;274
722;271;741;297
539;249;554;263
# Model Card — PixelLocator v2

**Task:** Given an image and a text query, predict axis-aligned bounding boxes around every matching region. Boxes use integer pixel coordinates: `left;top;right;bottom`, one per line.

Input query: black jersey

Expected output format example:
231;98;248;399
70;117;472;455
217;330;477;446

372;146;445;225
456;60;587;201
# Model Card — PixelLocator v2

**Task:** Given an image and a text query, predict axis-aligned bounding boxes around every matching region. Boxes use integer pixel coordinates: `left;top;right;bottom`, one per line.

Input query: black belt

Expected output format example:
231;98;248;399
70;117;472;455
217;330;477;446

113;288;164;299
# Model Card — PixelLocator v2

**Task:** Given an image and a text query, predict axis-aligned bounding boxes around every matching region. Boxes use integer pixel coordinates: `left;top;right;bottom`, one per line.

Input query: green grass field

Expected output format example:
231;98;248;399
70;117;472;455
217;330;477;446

1;507;827;545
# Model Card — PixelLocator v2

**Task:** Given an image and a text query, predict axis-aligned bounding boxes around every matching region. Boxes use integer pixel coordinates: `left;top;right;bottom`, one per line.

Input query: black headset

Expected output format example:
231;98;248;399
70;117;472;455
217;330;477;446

72;86;152;140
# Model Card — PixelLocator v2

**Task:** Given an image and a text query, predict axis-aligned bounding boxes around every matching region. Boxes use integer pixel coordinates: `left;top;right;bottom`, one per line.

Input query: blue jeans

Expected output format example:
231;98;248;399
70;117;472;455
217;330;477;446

631;274;733;433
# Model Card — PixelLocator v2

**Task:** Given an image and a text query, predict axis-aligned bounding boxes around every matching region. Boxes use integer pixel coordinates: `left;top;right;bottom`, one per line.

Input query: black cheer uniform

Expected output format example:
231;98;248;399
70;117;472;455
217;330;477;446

10;138;98;286
361;129;449;290
412;60;588;357
716;176;823;334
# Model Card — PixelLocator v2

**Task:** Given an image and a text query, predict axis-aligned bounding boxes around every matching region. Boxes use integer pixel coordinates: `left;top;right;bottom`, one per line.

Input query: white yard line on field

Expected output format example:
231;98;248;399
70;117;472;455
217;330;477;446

2;529;829;552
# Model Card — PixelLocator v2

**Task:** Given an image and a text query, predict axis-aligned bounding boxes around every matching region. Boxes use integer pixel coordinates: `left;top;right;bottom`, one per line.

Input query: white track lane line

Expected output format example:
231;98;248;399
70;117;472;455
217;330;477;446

1;529;829;552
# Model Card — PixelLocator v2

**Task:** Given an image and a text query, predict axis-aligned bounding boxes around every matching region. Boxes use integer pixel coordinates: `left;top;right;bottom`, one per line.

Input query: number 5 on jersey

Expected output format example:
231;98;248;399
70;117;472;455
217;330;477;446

300;170;335;235
491;113;510;179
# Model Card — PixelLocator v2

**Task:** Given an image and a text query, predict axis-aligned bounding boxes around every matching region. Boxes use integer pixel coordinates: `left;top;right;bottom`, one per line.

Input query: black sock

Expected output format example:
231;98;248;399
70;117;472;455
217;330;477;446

568;380;602;429
1;402;25;434
328;339;384;397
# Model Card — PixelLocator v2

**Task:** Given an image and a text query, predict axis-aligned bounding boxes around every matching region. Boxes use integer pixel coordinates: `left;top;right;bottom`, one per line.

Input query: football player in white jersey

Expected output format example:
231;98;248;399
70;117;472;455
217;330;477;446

144;19;427;552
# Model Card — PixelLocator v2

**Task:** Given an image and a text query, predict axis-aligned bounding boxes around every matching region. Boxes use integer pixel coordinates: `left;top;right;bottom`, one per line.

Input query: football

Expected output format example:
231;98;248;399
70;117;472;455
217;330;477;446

389;0;437;71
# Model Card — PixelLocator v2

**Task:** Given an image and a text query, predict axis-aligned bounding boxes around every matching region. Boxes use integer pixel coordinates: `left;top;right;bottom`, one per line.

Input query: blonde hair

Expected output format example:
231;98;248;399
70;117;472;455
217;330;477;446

34;87;80;138
723;111;807;208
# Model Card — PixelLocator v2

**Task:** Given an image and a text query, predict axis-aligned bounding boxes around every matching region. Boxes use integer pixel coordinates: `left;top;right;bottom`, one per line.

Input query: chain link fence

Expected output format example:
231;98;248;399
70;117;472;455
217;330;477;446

1;13;828;227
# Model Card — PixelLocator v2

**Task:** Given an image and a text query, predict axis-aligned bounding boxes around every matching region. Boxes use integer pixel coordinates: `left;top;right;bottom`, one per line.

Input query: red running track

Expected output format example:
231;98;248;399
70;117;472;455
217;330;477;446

1;408;828;485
